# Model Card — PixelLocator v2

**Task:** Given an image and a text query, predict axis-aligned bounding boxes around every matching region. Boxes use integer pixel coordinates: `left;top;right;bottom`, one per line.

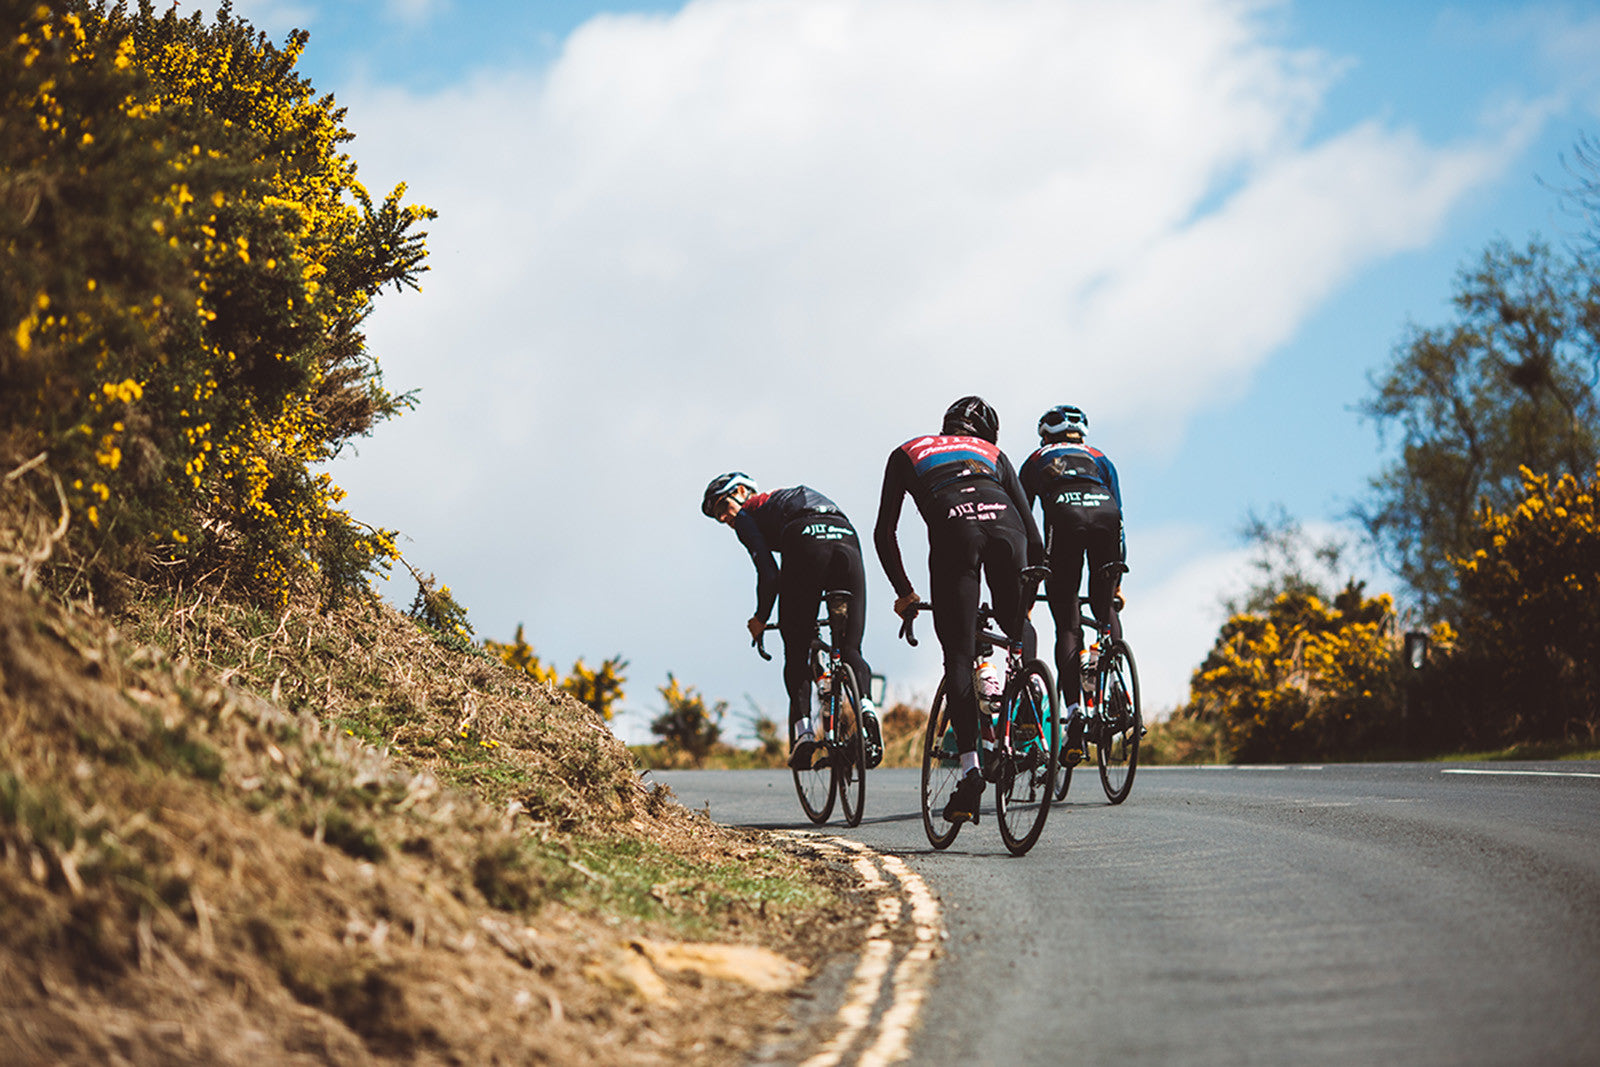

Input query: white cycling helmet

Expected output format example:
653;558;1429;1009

1038;404;1089;439
701;471;758;518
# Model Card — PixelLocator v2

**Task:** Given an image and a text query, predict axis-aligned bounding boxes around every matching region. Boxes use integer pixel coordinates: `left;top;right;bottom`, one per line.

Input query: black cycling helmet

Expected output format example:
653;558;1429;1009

1038;404;1089;440
701;471;758;518
941;395;999;443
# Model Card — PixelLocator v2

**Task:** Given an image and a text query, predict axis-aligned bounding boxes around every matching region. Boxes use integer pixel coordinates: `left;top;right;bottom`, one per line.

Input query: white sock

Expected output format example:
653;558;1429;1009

960;750;980;776
794;717;814;743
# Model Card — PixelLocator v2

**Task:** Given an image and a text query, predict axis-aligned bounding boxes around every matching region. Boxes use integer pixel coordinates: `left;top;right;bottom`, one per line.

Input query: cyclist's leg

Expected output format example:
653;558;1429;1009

980;519;1034;656
1084;505;1124;644
1043;504;1089;690
777;533;827;743
928;539;983;760
824;530;873;695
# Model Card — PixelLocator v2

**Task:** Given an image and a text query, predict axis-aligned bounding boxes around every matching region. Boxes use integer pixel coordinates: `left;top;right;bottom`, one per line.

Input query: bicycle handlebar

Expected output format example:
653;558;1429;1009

752;622;779;661
897;601;933;646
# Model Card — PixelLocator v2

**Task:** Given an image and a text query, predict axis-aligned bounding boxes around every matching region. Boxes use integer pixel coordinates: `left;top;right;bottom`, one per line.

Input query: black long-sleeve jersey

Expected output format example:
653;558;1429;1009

731;485;848;623
873;434;1043;598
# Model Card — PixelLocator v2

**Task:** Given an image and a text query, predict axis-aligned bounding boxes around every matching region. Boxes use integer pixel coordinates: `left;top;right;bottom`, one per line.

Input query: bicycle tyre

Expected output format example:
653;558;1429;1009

1053;700;1078;801
1096;640;1142;804
792;682;836;824
920;679;963;849
1053;754;1074;802
994;659;1058;856
834;665;868;828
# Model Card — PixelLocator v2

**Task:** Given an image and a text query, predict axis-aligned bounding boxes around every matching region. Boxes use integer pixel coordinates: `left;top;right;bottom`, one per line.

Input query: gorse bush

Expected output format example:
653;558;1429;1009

1179;582;1414;762
1;0;432;604
485;623;628;721
1448;464;1600;744
650;675;724;765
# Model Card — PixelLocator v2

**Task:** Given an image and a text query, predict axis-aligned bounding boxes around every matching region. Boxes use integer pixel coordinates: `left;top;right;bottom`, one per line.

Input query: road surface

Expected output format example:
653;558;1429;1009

656;761;1600;1066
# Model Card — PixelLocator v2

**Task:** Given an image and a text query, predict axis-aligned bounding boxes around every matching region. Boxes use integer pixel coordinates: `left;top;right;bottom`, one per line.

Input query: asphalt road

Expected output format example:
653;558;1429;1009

654;761;1600;1067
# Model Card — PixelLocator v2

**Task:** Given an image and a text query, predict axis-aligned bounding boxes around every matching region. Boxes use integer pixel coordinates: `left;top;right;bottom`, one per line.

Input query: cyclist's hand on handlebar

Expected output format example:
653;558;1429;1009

747;616;766;642
894;591;922;620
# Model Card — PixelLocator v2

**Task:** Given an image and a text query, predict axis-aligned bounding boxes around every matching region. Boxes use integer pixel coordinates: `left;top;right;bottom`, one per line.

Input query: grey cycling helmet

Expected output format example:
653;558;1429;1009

701;471;758;518
942;395;1000;443
1038;404;1089;440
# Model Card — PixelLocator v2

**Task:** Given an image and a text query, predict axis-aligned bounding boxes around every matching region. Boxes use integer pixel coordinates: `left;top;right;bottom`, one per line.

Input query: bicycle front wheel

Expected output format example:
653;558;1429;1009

994;660;1058;856
834;665;868;828
1096;640;1142;804
920;680;963;849
793;688;836;824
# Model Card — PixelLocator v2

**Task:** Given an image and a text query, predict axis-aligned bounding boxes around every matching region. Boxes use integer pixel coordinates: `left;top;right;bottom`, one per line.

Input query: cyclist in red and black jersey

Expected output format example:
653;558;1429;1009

1020;404;1124;764
701;474;879;770
874;396;1044;824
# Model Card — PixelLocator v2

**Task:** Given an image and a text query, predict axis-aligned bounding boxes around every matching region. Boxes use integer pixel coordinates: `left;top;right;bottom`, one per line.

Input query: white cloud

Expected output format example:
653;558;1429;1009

384;0;447;26
324;0;1541;732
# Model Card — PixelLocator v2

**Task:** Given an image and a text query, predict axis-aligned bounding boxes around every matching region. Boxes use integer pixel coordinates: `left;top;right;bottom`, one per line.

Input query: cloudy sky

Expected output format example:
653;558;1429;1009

190;0;1598;741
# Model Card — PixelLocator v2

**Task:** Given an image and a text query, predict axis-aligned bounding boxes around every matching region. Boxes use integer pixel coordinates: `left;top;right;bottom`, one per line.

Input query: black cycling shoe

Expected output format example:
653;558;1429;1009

863;708;884;770
788;739;818;770
942;769;985;825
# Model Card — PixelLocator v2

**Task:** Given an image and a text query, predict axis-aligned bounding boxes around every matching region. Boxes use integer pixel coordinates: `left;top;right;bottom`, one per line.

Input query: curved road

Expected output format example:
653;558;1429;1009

656;761;1600;1066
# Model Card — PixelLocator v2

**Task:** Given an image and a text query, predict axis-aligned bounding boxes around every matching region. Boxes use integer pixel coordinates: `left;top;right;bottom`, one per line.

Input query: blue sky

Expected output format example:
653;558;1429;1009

196;0;1599;742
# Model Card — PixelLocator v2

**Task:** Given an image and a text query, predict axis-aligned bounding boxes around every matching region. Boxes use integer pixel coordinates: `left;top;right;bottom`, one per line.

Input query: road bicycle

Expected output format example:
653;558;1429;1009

756;589;869;828
899;567;1060;856
1053;562;1143;804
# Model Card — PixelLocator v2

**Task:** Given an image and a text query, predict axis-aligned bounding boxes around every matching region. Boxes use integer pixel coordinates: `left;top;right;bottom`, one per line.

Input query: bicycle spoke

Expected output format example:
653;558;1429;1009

921;681;963;849
1096;641;1142;804
995;661;1057;856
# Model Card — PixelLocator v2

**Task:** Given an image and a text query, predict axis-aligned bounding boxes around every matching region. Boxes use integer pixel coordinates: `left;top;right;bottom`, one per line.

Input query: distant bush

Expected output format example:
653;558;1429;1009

1434;464;1600;746
1;1;431;604
1175;582;1414;762
484;623;627;721
649;675;724;766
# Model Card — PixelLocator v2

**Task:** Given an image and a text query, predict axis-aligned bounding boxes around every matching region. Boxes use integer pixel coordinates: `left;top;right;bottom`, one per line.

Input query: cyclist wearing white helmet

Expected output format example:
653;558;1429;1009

701;473;879;770
1020;404;1124;765
874;396;1044;825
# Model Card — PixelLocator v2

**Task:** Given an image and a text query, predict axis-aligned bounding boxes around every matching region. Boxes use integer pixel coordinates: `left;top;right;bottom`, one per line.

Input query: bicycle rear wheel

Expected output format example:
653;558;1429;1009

994;660;1058;856
920;680;963;849
834;665;868;828
792;685;836;824
1096;640;1142;804
1052;703;1077;801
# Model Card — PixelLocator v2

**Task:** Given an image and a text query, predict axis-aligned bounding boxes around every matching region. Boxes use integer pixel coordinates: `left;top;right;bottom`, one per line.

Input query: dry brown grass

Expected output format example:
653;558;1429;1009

0;560;875;1065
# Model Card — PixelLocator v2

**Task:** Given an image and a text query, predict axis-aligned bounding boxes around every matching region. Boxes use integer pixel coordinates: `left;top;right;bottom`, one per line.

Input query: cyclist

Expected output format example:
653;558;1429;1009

1020;404;1124;766
701;473;880;770
874;396;1044;825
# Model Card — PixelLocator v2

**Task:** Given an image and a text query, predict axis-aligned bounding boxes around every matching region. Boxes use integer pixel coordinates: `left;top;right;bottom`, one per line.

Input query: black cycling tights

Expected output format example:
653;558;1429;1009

777;522;872;733
928;513;1037;756
1044;500;1123;695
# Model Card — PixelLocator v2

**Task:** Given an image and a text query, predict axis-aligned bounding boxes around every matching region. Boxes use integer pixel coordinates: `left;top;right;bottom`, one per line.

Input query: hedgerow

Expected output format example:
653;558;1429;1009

1;0;432;605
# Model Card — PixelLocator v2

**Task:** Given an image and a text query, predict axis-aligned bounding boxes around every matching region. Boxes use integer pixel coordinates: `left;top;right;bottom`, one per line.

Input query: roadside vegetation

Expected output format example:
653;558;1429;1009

1;4;870;1062
1150;137;1600;765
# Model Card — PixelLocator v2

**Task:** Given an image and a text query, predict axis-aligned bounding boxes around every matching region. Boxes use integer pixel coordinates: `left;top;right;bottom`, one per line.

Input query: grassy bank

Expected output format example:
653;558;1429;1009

0;573;872;1065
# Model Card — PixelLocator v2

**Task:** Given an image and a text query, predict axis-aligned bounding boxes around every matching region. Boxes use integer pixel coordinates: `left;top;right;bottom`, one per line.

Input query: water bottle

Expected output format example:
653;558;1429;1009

1080;641;1100;704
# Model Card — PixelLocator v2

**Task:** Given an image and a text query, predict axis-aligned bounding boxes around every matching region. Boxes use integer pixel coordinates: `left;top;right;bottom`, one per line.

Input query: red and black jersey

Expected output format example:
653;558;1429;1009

731;485;851;623
873;434;1042;599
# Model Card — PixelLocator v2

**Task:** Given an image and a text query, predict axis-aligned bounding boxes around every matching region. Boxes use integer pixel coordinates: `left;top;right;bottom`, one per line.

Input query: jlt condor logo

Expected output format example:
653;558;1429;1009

947;501;1008;520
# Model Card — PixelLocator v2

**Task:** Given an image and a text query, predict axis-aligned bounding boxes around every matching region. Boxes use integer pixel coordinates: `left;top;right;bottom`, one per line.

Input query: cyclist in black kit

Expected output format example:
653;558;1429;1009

874;397;1044;825
1020;404;1124;765
701;473;880;771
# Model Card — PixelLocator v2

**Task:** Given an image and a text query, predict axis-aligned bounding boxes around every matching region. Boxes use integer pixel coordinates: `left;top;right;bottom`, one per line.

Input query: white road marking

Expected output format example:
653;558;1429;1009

1442;769;1600;779
783;832;944;1067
